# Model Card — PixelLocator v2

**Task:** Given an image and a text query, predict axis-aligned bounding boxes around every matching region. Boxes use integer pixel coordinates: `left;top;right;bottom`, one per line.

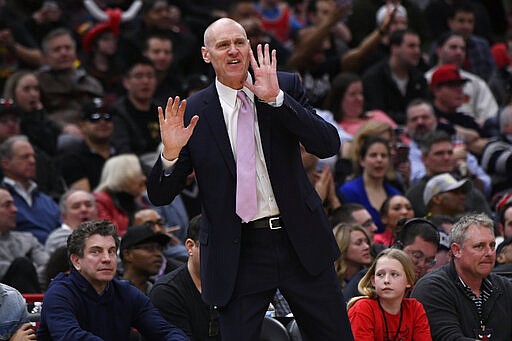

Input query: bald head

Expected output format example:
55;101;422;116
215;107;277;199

203;18;247;48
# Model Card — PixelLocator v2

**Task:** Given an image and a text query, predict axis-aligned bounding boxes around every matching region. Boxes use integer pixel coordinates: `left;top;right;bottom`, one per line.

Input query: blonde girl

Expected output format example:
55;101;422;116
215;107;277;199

347;248;431;340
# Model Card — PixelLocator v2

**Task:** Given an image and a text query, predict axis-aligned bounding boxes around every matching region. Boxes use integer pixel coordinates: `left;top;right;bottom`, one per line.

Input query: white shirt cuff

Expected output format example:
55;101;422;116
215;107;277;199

265;90;284;107
161;153;178;175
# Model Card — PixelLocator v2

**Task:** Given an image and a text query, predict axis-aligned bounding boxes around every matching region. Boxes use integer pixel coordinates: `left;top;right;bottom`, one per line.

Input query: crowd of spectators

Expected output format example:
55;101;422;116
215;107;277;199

1;0;512;339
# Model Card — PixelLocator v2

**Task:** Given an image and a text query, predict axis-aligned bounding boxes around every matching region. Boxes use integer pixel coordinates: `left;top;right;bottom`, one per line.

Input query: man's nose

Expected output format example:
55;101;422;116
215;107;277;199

227;43;239;54
101;251;112;261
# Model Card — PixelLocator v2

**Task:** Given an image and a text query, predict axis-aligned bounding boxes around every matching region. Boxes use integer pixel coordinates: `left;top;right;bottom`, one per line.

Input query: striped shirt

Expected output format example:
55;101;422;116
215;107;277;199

458;276;493;328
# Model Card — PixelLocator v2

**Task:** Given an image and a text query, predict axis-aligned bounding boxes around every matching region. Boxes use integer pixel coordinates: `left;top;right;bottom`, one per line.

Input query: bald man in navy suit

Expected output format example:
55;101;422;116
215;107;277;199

147;18;353;340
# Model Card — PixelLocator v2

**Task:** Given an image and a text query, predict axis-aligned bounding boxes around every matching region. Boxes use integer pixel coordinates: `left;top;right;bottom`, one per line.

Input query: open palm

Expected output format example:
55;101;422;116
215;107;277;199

158;96;199;161
244;44;280;102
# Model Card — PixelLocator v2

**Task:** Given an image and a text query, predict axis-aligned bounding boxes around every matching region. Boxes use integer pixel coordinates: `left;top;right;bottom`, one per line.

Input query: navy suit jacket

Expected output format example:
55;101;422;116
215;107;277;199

147;72;341;306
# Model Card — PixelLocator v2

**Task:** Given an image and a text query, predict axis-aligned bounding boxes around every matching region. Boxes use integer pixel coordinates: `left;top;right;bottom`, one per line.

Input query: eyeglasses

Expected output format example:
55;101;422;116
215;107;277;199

405;249;436;268
131;243;163;252
87;113;112;122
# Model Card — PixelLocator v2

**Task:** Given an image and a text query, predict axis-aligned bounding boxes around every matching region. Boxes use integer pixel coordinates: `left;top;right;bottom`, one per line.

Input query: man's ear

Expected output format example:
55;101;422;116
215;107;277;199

122;250;133;263
451;243;462;258
70;254;80;270
185;238;195;255
496;252;506;265
201;47;210;63
431;193;442;205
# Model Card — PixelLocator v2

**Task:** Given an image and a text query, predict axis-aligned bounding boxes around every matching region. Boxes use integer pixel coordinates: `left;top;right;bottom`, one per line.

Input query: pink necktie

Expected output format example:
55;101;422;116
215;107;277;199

236;90;257;222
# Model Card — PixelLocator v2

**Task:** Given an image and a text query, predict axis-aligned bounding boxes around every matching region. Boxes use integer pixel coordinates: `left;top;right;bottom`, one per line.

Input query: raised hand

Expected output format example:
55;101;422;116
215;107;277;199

159;96;199;161
244;43;280;103
314;165;331;202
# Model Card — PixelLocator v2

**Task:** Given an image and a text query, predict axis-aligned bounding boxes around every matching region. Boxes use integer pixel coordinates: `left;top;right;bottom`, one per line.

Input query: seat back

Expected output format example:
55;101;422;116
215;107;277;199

259;316;291;341
287;319;303;341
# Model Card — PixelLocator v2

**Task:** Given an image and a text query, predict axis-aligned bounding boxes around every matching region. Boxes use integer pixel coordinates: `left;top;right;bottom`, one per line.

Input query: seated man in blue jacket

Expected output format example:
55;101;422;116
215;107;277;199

37;220;188;341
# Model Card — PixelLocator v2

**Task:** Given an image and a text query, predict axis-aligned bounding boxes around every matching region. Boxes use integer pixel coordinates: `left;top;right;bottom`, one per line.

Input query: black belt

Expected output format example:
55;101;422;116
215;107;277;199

243;216;283;230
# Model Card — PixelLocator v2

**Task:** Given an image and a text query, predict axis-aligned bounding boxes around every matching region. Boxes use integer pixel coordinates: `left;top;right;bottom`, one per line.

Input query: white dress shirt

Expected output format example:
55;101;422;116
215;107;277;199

162;74;283;221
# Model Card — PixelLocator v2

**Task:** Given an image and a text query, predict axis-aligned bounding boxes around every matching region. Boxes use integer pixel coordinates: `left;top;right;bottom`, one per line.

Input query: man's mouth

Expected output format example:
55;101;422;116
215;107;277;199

228;60;240;64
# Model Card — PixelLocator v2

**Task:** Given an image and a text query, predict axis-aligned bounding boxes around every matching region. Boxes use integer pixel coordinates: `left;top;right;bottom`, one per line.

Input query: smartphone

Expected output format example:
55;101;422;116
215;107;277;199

394;143;410;164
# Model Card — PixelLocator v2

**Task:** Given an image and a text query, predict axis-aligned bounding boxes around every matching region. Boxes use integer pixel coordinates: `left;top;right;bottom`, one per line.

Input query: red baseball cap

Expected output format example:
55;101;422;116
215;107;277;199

430;64;468;87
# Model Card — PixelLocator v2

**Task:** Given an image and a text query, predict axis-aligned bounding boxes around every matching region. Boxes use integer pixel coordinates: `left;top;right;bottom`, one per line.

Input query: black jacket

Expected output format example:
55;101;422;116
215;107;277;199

411;260;512;341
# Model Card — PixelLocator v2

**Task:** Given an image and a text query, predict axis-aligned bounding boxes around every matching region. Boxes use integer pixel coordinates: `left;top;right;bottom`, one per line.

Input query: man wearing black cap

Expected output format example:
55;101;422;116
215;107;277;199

120;224;170;295
57;97;118;191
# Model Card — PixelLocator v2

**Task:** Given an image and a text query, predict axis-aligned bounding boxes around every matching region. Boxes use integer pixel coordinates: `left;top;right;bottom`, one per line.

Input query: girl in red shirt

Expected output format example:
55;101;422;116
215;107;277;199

347;248;431;341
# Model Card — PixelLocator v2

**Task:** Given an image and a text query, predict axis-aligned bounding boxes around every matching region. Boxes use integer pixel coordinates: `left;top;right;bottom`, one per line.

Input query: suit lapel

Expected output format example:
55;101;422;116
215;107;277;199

200;84;236;177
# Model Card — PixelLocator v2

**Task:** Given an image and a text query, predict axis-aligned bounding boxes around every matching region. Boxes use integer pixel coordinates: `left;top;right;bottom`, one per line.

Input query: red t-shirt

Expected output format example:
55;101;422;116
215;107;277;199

348;298;431;341
373;229;395;247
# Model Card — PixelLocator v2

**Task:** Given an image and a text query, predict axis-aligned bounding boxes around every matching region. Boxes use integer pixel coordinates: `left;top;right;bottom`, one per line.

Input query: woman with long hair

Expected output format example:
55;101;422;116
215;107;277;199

3;70;61;156
324;72;396;137
333;223;372;288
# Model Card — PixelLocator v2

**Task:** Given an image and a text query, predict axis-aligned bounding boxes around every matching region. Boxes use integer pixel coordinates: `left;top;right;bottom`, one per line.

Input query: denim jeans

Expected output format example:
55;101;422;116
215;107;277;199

0;283;29;340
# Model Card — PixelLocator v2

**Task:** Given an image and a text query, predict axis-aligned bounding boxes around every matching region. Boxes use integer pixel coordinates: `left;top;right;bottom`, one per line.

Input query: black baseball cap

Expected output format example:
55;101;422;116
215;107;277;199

81;98;110;119
120;225;170;259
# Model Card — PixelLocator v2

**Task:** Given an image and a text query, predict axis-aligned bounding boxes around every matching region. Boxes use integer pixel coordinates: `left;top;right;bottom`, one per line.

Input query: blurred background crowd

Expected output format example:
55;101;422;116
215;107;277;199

1;0;512;338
